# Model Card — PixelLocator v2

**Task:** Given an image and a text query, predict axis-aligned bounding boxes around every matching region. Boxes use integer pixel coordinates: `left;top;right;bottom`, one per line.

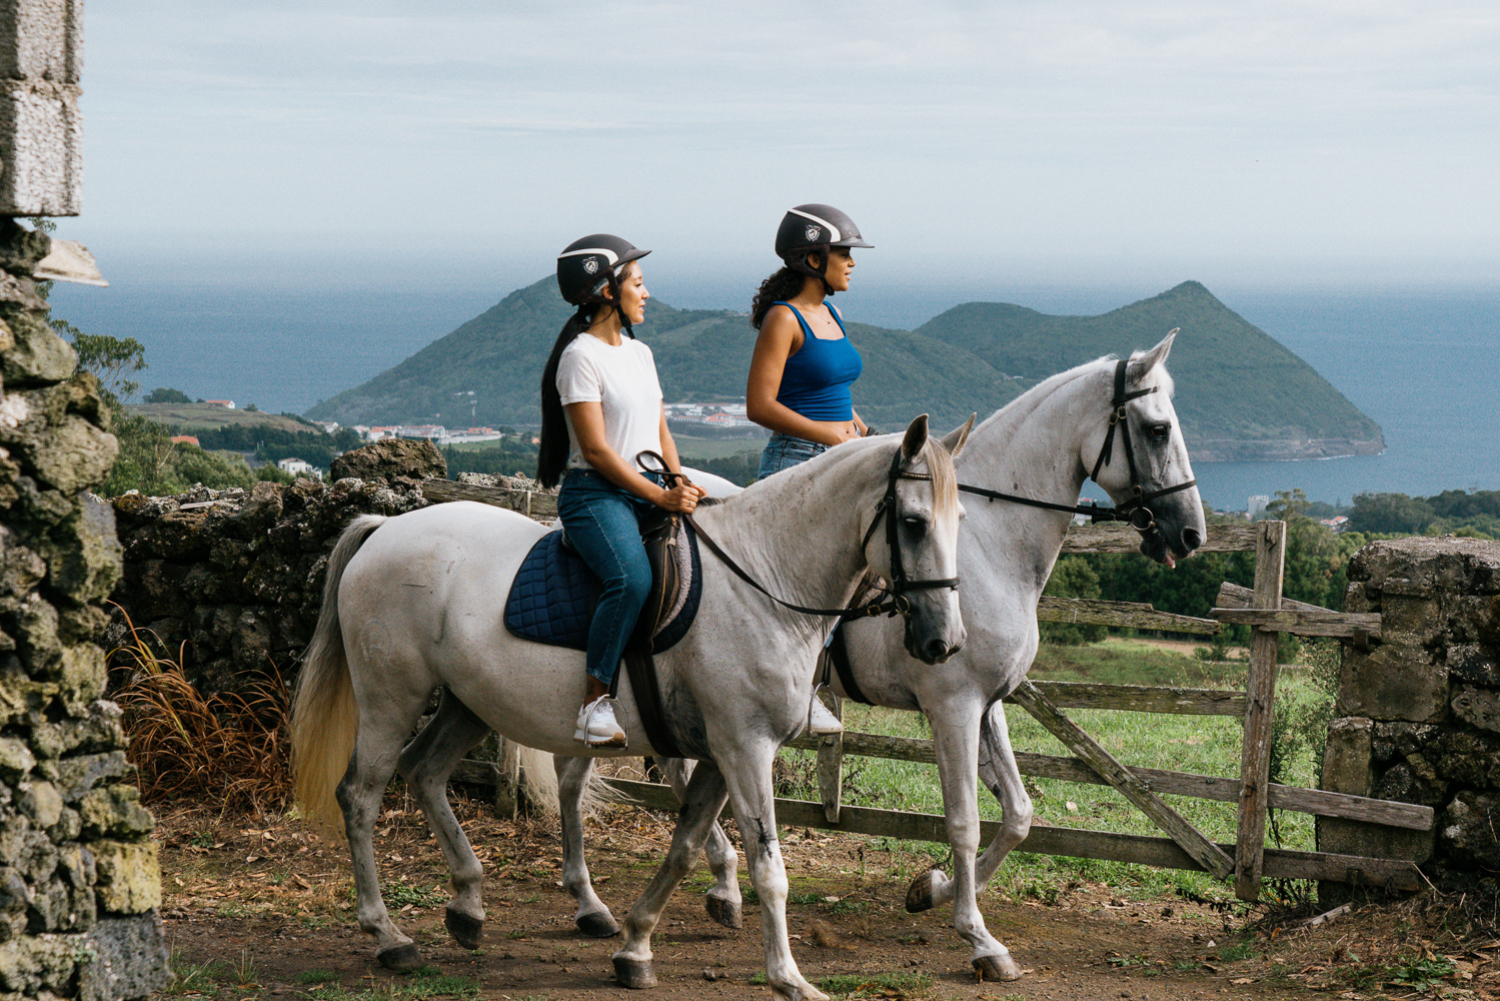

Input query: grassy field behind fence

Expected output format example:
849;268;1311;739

776;638;1329;901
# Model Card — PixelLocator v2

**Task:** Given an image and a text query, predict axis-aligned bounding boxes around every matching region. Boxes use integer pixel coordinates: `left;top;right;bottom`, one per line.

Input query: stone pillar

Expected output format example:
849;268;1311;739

0;2;167;995
1319;537;1500;900
0;0;83;215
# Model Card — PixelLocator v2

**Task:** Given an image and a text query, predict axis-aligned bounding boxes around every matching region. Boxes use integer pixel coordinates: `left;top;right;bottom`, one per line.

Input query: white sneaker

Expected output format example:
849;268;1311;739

575;696;627;748
809;693;843;736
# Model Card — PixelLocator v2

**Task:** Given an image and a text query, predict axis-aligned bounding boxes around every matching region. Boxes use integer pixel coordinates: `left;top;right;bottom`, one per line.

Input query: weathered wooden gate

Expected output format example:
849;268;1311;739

430;478;1432;899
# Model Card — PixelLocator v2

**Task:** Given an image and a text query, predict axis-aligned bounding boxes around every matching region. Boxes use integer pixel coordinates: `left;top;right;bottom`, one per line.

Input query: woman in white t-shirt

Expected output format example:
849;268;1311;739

537;234;706;748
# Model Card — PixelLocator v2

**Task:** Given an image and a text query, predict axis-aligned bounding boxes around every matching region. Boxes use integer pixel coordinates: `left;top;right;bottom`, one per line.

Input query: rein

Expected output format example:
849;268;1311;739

640;447;957;622
958;358;1197;535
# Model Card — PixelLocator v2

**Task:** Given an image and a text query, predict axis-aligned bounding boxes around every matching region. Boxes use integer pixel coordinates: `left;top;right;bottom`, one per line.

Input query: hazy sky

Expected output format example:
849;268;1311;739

70;1;1500;292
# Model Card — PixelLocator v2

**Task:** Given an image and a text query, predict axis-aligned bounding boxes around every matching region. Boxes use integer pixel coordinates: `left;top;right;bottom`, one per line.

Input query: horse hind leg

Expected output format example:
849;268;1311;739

556;755;621;938
338;688;436;971
663;757;741;929
397;688;492;951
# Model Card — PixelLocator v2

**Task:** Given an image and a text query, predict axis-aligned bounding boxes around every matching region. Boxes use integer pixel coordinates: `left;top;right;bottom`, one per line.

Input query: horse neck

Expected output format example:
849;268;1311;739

695;442;885;618
959;365;1112;568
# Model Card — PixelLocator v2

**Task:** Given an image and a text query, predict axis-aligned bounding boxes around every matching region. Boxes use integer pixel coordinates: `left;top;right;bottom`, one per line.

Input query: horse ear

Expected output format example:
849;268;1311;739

939;414;976;460
901;414;930;460
1126;328;1178;384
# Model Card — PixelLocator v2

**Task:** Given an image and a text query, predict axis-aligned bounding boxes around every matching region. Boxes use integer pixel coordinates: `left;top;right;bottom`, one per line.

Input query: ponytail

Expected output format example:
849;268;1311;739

749;266;809;329
537;308;593;488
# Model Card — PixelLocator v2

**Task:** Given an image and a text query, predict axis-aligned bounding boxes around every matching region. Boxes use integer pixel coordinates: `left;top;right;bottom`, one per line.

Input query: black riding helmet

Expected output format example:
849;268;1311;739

556;234;651;335
774;204;873;291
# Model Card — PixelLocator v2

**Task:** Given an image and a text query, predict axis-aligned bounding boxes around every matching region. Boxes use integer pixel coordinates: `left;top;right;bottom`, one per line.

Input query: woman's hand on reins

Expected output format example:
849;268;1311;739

658;482;707;513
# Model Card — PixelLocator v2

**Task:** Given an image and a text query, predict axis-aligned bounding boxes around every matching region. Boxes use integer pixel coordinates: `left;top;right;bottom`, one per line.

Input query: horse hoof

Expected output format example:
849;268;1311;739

905;870;939;913
576;910;621;938
613;956;658;989
705;894;743;929
972;953;1023;982
376;944;425;973
445;907;483;950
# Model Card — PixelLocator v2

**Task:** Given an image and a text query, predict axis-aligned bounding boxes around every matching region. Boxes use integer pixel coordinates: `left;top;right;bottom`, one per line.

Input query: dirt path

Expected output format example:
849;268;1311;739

155;796;1494;1000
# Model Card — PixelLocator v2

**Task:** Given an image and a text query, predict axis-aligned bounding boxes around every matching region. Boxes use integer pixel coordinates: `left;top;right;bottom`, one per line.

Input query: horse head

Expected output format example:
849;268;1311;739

1084;332;1206;567
866;414;971;664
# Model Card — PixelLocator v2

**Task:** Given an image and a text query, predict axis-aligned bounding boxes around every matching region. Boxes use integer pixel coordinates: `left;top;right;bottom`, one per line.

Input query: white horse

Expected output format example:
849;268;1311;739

290;415;969;1001
545;334;1206;981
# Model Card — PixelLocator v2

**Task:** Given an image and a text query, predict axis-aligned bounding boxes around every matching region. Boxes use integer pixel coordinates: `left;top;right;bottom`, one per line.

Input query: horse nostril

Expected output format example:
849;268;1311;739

923;638;949;662
1182;527;1202;551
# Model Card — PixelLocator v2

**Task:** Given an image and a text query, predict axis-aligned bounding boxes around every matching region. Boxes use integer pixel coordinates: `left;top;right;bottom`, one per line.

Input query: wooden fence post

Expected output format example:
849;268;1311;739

1235;520;1286;900
816;693;844;823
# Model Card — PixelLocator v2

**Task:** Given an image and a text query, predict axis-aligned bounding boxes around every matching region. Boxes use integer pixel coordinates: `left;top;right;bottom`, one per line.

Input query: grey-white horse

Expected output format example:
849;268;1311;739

547;334;1205;981
290;416;969;1001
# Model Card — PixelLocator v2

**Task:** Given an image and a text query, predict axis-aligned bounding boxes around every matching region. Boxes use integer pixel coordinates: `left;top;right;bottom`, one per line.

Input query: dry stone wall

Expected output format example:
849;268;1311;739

1320;537;1500;892
108;476;431;695
0;216;167;998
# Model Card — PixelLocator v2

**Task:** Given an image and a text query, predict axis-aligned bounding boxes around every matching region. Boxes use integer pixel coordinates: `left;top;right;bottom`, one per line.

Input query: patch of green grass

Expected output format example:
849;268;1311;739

748;970;768;985
385;883;446;908
298;969;340;984
1389;955;1456;992
307;968;480;1000
823;899;866;916
1217;939;1257;962
166;953;227;995
814;971;933;997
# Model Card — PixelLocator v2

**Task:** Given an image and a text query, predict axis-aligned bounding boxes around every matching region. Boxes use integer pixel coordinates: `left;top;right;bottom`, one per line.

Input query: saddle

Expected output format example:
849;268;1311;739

503;508;701;655
503;495;701;758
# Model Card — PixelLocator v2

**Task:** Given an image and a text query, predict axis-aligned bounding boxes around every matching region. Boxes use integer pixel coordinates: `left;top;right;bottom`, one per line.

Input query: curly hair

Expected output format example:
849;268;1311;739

749;266;811;329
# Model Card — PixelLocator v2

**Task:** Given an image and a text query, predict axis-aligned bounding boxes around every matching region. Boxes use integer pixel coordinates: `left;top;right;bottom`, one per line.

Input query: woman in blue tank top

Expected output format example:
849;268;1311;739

747;204;875;481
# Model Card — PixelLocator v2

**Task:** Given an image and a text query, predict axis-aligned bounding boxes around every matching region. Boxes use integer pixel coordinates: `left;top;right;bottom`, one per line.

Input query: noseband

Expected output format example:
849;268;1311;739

958;359;1197;534
680;445;959;622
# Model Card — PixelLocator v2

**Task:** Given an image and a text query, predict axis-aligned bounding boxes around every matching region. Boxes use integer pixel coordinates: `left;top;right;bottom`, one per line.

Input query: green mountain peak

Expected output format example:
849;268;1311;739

306;279;1383;462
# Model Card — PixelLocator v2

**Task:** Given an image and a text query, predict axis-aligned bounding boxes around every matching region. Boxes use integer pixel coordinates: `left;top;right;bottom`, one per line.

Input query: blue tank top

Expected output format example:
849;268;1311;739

772;302;862;422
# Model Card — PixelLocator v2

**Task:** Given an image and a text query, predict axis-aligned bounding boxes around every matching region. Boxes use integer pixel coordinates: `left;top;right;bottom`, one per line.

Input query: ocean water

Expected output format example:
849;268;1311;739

48;267;1500;512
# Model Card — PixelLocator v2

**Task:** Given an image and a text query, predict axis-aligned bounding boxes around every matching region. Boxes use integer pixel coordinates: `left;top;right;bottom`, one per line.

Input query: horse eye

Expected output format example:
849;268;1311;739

902;516;928;530
1149;423;1171;441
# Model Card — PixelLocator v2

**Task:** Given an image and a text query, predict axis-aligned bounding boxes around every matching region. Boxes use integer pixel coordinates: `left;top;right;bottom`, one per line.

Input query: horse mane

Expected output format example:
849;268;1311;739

973;347;1171;439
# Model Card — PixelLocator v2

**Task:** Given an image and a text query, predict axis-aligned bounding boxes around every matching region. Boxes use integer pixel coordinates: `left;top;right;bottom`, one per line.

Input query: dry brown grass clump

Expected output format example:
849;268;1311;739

108;605;292;813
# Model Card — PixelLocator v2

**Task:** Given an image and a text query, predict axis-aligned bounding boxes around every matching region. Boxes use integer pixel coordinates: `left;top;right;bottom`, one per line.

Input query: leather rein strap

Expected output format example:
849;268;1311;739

958;359;1197;534
683;445;958;621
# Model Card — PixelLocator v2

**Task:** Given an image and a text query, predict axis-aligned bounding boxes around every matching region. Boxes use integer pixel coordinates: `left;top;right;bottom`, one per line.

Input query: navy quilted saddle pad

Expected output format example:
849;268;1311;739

503;523;701;653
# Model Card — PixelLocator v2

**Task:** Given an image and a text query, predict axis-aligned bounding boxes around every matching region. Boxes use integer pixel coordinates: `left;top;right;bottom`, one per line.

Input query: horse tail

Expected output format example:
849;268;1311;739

506;741;560;820
291;514;387;835
497;739;618;819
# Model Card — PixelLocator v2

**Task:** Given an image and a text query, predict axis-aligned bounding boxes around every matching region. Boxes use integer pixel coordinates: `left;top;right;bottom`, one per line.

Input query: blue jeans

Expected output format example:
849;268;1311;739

556;468;664;686
757;433;827;480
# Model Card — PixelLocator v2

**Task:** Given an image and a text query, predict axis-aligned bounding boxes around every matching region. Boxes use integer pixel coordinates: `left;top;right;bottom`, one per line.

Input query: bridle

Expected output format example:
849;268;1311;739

957;358;1197;536
674;444;959;622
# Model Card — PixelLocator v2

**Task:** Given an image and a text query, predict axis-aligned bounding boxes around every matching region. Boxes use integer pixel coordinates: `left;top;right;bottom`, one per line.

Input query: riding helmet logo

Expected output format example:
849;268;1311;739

804;225;821;243
582;257;599;275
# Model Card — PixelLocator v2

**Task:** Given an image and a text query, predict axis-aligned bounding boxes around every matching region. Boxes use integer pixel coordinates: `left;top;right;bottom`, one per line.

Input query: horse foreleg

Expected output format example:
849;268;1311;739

913;700;1022;982
971;698;1034;890
612;759;729;989
555;755;621;938
719;745;828;1001
663;757;742;929
397;689;491;950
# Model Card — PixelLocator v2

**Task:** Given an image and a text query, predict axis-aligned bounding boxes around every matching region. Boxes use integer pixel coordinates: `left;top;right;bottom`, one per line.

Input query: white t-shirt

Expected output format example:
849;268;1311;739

556;333;665;471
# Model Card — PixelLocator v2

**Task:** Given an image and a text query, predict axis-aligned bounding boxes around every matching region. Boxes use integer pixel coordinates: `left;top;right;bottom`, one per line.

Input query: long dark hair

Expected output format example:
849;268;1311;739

750;266;809;329
537;309;593;488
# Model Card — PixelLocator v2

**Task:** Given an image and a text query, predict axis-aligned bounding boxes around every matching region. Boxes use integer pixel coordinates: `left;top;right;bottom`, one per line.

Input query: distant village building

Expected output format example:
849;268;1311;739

206;399;236;409
277;457;322;479
366;426;399;441
170;434;200;446
1320;515;1350;532
313;420;340;433
398;425;446;440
